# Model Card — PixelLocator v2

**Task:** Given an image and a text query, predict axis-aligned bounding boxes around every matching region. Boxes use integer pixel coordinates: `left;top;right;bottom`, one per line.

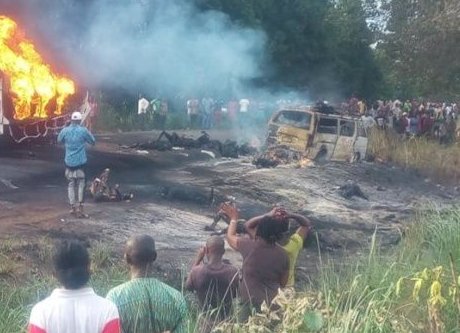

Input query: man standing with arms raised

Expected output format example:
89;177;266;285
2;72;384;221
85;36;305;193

58;111;95;218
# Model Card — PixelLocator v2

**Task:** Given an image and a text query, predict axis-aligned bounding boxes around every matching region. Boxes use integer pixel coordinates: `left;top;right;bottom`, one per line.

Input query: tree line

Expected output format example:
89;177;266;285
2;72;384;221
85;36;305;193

197;0;460;101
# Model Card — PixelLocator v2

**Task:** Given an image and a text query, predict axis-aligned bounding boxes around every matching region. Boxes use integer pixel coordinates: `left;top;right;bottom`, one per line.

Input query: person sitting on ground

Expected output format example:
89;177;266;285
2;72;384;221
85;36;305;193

222;203;289;322
244;207;312;288
106;235;187;333
28;240;120;333
89;168;134;202
185;236;239;332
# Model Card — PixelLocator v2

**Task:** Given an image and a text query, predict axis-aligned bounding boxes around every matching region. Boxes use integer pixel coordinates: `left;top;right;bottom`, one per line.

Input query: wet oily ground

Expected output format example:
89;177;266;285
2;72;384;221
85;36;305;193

0;130;458;286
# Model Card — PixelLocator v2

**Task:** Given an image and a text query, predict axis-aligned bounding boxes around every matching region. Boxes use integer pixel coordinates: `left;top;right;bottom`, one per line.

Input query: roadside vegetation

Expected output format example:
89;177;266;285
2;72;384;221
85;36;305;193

1;207;460;332
368;129;460;183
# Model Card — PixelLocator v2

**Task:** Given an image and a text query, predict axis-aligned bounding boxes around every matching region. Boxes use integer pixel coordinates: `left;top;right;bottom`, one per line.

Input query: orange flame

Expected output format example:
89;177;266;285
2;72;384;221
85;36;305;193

0;16;75;120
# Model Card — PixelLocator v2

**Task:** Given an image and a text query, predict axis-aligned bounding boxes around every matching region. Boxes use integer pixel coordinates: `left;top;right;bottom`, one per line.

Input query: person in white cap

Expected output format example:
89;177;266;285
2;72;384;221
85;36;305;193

57;111;96;217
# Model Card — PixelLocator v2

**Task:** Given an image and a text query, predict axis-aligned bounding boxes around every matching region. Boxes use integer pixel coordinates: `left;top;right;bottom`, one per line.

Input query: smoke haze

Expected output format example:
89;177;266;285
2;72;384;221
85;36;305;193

1;0;266;96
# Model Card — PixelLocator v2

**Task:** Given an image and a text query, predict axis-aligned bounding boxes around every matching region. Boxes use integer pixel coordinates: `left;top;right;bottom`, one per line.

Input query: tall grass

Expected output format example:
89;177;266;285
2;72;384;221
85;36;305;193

368;129;460;182
1;208;460;332
217;208;460;332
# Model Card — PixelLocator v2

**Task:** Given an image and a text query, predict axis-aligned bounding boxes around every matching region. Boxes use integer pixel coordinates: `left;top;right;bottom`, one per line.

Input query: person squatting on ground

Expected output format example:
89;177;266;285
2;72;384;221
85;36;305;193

57;111;95;218
186;236;239;332
222;203;289;322
28;240;121;333
106;235;188;333
244;207;312;288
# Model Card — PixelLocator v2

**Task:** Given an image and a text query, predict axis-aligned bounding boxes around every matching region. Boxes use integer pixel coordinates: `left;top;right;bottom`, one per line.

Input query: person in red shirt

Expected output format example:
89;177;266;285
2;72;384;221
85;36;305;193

227;99;239;125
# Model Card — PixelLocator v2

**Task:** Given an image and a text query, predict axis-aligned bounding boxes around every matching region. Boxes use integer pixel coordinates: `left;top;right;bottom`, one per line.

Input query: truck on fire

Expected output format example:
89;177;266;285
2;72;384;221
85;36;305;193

266;105;368;162
0;72;86;143
0;16;82;143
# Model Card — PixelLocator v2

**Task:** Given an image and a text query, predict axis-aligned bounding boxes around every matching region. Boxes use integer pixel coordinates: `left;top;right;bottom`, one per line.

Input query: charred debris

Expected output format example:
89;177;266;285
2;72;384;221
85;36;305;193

125;131;311;168
127;131;256;159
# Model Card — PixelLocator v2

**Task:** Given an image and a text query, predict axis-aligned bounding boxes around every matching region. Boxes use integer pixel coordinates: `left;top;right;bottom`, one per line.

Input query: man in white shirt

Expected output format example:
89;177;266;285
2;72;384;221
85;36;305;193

28;240;120;333
138;96;149;115
239;98;250;128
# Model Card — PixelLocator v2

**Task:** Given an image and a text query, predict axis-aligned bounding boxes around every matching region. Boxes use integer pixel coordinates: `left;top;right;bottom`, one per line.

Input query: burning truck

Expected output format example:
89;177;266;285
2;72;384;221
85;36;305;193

0;16;79;143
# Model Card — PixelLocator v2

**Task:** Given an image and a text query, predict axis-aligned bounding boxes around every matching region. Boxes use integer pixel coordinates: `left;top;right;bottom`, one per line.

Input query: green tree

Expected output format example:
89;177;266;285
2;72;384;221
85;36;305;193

196;0;383;99
378;0;460;99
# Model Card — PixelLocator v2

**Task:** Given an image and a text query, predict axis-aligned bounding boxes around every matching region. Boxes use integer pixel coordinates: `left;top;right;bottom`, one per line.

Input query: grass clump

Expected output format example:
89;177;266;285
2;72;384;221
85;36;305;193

368;129;460;182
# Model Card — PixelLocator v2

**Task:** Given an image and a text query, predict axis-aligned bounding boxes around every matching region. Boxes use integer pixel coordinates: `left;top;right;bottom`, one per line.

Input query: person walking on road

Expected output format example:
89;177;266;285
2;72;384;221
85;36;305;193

58;111;95;218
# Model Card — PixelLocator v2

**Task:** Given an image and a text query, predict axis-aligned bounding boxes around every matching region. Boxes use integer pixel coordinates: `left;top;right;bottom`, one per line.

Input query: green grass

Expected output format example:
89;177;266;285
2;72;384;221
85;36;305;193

1;208;460;332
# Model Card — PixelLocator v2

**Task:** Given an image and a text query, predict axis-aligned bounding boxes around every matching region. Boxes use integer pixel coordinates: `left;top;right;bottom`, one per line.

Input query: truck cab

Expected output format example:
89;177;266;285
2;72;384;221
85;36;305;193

266;106;368;162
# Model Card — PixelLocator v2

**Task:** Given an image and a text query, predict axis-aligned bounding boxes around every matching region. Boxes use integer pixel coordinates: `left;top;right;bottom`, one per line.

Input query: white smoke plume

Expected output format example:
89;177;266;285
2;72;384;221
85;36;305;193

2;0;266;96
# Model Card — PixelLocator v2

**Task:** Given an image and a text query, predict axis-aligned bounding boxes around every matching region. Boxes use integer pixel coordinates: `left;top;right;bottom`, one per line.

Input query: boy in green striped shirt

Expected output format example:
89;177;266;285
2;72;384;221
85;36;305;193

107;235;187;333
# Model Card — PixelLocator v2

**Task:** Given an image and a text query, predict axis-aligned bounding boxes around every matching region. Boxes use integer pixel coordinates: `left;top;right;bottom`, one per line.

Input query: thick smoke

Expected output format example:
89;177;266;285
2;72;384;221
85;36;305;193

2;0;266;96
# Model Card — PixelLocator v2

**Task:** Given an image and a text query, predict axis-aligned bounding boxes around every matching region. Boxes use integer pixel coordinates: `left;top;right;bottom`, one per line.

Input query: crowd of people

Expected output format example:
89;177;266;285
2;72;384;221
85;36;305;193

48;92;458;332
33;111;313;332
27;204;312;333
340;98;459;144
137;95;307;130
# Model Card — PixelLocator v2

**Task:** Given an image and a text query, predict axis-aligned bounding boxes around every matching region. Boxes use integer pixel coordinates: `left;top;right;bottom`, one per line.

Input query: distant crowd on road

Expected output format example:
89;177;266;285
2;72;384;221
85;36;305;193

136;95;459;145
137;95;307;130
340;98;459;144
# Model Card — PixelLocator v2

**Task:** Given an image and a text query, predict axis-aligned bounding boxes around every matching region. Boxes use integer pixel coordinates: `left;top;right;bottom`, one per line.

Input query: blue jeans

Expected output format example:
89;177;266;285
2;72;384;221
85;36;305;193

201;113;212;129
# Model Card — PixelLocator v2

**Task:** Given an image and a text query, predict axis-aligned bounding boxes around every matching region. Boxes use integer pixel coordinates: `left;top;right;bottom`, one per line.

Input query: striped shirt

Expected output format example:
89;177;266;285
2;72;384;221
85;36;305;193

106;278;188;333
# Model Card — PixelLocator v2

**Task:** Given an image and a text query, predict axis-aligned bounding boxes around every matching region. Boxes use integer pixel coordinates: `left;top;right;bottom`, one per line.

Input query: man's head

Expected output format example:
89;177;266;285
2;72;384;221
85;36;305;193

53;240;90;290
125;235;157;269
256;216;286;245
71;111;82;124
205;236;225;258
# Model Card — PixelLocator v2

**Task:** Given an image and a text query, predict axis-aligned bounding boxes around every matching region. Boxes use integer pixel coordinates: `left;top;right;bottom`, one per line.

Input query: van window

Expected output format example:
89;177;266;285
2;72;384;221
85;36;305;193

273;111;312;129
339;120;355;137
317;117;338;134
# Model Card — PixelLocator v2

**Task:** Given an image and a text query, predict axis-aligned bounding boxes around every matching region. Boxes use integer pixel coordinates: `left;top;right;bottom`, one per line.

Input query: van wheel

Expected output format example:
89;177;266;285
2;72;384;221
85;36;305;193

351;152;361;163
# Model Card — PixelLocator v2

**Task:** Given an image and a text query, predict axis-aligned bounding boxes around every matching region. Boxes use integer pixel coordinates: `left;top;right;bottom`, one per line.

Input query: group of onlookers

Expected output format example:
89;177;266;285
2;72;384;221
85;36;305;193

342;98;459;144
28;204;312;333
137;96;169;130
185;97;271;130
50;102;314;333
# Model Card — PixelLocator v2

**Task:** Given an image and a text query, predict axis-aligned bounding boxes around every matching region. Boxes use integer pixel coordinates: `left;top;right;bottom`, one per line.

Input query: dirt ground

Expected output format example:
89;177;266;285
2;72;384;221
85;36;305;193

0;129;458;285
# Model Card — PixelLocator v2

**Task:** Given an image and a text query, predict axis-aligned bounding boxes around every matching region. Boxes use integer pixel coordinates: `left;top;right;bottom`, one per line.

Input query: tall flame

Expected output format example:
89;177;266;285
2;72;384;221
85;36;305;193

0;16;75;120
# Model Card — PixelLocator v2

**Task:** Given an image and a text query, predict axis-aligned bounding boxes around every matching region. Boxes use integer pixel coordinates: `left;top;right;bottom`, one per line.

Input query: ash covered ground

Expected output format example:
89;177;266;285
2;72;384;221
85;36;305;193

0;129;457;285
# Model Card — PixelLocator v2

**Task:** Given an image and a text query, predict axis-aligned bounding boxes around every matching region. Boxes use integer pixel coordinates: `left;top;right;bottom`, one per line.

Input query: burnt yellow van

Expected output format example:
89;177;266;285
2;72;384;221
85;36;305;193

266;106;368;162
